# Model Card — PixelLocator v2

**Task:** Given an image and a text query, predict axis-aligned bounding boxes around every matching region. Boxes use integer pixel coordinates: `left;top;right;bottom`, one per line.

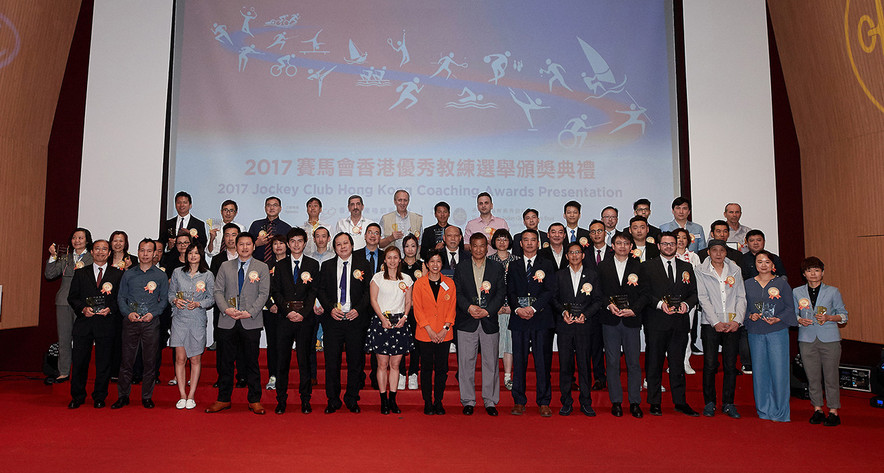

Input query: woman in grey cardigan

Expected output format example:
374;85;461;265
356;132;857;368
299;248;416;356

44;227;93;384
794;256;848;427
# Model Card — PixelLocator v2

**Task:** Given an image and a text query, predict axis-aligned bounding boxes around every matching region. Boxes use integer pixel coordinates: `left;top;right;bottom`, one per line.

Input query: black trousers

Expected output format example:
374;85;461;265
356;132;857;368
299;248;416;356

322;322;366;407
417;340;450;404
511;328;551;406
264;309;280;379
118;317;159;400
213;307;245;382
109;318;122;378
588;316;606;382
738;325;752;368
557;327;591;408
644;327;688;405
154;307;172;378
701;324;740;405
276;318;314;403
216;321;262;403
401;311;420;376
71;332;113;403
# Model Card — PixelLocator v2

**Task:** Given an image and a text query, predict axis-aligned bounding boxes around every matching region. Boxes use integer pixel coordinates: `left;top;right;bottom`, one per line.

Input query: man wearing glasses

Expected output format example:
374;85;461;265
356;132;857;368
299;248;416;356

600;206;619;246
207;200;245;257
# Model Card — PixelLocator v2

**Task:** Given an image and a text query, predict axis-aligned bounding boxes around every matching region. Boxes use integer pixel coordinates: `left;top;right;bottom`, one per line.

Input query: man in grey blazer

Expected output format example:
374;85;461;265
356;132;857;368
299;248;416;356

206;232;271;415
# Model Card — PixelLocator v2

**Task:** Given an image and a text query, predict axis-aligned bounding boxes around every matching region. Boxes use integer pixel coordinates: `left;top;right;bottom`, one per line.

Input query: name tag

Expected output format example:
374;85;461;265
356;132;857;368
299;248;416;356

440;281;450;291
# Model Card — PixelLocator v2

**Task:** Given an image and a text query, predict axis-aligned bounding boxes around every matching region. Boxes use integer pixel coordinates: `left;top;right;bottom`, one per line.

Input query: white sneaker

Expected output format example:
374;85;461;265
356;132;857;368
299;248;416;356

168;379;178;386
397;374;407;390
185;399;196;410
642;378;666;392
408;373;418;390
265;376;276;390
449;344;456;353
684;364;696;375
176;398;187;410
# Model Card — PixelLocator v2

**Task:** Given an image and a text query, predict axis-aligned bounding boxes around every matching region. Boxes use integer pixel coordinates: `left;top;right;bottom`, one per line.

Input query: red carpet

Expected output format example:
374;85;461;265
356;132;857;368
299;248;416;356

1;350;882;471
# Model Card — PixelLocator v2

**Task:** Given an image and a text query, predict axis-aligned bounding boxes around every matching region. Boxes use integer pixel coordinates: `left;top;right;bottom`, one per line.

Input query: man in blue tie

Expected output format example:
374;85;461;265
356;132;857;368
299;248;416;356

359;222;383;388
206;232;271;415
316;232;372;413
564;201;590;246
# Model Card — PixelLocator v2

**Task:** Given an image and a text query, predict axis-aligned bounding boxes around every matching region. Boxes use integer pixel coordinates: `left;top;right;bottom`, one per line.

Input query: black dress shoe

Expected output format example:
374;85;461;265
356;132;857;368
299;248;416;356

559;405;573;416
485;406;498;416
212;380;220;388
611;403;623;417
324;404;338;414
68;399;84;409
591;379;606;391
580;405;597;417
275;403;286;415
55;376;70;384
111;397;129;409
809;410;826;424
462;405;474;416
301;402;312;414
346;402;361;413
424;402;435;415
674;403;699;417
823;413;841;426
142;398;155;409
649;404;662;416
93;400;106;409
235;379;247;388
434;403;445;415
44;377;55;385
630;403;644;418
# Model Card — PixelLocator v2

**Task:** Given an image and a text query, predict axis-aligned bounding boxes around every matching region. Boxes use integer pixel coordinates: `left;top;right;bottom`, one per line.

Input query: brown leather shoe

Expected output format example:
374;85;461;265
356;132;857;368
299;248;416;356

539;405;552;417
204;401;231;413
510;404;526;415
248;402;266;415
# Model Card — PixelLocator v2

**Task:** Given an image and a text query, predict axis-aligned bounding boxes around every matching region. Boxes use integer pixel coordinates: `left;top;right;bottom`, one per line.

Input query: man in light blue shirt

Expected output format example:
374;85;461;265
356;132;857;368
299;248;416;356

660;197;706;252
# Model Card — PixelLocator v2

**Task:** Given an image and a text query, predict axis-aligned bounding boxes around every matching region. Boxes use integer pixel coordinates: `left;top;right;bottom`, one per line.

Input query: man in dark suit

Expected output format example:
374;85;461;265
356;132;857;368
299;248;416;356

506;229;558;417
696;220;743;264
512;208;549;257
453;233;506;416
622;198;662;243
586;219;613;269
628;216;660;263
440;225;469;276
538;222;568;270
552;242;602;416
206;232;271;415
66;239;123;409
270;227;320;414
639;232;700;417
316;232;372;413
420;201;451;261
597;231;646;418
160;190;208;250
354;222;383;389
563;200;591;246
249;196;293;264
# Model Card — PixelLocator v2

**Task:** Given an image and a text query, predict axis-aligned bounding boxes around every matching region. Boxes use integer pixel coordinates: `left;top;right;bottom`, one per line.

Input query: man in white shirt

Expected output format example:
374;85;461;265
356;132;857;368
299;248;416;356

722;203;751;253
160;191;207;250
335;195;375;251
207;200;245;257
301;197;328;255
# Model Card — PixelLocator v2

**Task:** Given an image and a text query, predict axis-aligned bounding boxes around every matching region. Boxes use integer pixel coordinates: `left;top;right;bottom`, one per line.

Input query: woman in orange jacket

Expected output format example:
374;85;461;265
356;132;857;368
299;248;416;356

412;249;457;415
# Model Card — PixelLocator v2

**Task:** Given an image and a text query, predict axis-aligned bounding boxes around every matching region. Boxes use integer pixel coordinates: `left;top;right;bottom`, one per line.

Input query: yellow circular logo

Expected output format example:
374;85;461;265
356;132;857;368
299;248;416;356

846;0;884;113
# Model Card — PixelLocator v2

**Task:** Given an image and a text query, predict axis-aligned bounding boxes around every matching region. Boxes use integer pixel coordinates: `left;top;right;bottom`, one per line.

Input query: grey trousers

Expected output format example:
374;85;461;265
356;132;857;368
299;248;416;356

457;327;500;407
799;339;841;409
55;305;76;376
603;323;642;405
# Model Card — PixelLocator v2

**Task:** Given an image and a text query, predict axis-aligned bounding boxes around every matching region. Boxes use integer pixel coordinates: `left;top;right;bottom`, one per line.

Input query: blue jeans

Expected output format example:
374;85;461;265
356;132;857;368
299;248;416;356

748;329;790;422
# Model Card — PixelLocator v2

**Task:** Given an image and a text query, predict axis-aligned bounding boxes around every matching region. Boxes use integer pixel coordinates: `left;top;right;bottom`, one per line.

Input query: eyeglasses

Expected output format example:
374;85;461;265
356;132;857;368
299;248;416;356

601;216;617;220
658;242;676;247
567;251;583;255
221;208;236;213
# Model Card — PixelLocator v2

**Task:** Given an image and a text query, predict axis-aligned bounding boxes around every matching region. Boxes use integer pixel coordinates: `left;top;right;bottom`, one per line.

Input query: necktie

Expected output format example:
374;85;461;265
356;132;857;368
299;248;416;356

570;229;576;243
526;258;533;276
596;249;601;264
667;260;674;284
263;222;274;263
369;251;376;275
292;259;300;285
340;261;348;305
178;218;184;231
238;261;245;294
450;252;457;267
96;267;103;288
